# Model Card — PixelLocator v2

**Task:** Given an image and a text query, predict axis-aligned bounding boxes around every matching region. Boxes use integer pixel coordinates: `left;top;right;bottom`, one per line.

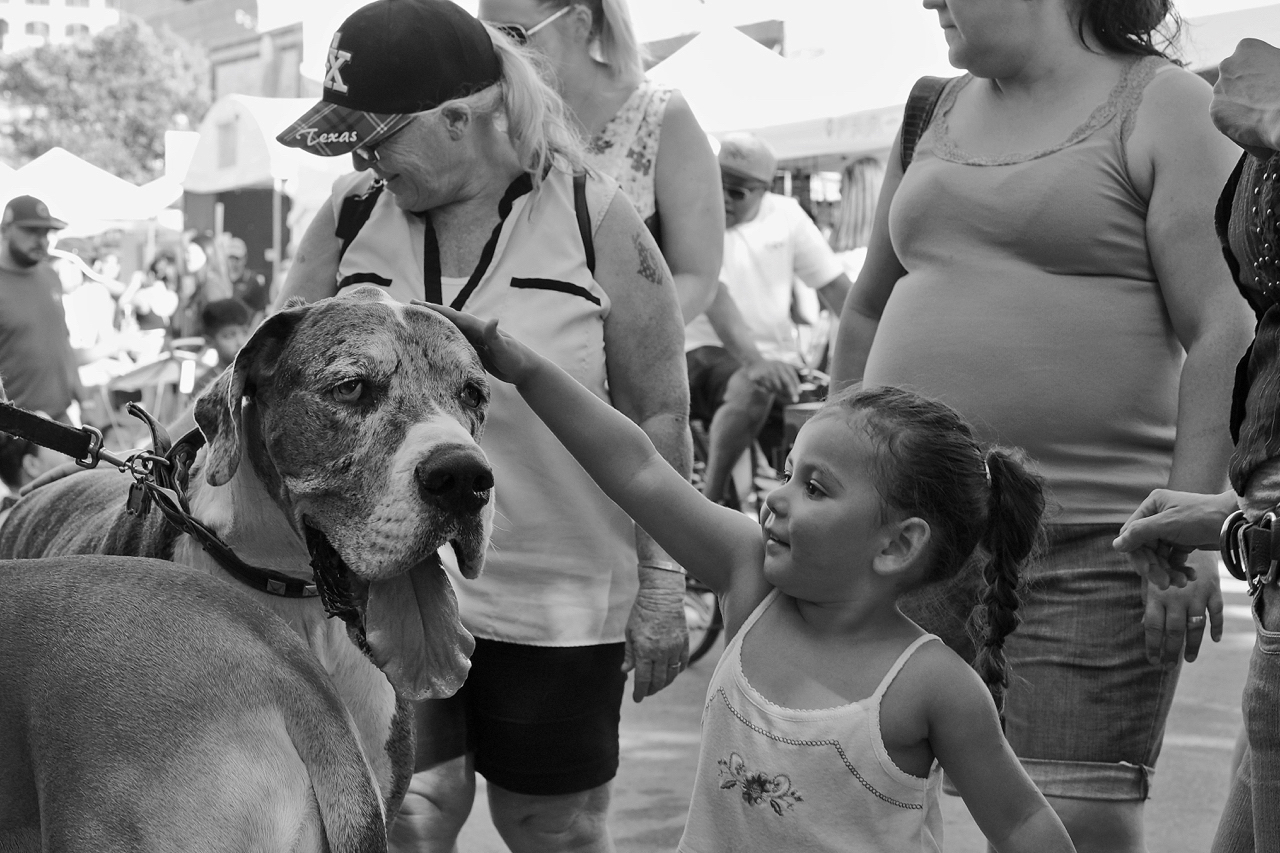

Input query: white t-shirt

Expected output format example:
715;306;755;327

685;193;844;364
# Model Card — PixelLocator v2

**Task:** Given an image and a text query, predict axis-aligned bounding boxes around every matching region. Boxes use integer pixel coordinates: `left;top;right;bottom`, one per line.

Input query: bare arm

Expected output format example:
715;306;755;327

828;128;909;392
703;280;800;401
1127;68;1254;663
274;199;343;309
925;659;1075;852
654;91;724;324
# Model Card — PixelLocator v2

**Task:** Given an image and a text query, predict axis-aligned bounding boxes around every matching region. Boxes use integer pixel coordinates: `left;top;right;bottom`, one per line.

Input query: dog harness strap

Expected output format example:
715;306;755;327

0;399;97;463
451;172;535;310
148;483;319;597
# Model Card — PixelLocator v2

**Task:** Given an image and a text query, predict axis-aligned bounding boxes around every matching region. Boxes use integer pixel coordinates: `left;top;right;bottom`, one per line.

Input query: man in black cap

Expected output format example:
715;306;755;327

0;194;80;424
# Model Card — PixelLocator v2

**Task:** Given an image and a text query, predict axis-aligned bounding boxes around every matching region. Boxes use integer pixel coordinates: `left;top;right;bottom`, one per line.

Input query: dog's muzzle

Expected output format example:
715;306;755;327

415;446;493;516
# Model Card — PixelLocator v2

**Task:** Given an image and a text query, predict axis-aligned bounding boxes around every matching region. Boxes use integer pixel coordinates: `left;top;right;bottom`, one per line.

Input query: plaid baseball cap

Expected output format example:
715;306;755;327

2;195;67;230
718;132;778;186
277;0;502;157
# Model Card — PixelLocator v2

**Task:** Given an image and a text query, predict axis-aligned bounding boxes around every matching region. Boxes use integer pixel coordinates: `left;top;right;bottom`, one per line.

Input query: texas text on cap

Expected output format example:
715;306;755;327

718;132;779;186
277;0;502;157
2;195;67;230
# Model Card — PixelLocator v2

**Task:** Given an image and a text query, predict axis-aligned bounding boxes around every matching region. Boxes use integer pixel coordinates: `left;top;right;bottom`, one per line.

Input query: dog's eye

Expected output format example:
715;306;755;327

332;379;365;404
459;381;485;409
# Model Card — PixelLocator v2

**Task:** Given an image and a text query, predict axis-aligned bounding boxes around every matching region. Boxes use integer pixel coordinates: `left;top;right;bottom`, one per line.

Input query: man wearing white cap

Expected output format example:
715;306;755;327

686;132;851;505
0;194;79;424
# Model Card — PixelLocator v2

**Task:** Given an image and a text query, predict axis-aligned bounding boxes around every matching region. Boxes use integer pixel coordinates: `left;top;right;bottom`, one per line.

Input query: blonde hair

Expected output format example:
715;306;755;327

442;28;586;188
543;0;646;79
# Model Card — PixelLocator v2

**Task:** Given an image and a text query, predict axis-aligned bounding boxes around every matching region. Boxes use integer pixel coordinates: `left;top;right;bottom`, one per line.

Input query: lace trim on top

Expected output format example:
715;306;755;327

928;54;1168;167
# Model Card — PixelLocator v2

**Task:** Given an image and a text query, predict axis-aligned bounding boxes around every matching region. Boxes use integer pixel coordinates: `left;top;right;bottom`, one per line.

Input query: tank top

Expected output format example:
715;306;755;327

329;168;643;646
865;56;1179;524
584;78;673;246
679;590;944;853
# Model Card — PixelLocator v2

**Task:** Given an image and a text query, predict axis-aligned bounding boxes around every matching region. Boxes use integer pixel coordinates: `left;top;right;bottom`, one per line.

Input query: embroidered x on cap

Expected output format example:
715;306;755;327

277;0;502;157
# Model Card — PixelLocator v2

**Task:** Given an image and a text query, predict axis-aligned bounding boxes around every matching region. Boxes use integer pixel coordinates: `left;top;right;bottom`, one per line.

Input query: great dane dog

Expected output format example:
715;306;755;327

0;286;494;850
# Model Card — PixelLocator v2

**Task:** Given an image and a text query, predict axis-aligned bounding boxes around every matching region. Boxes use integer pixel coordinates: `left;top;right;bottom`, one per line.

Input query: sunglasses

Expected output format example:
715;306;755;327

492;4;571;45
353;115;418;165
723;184;762;202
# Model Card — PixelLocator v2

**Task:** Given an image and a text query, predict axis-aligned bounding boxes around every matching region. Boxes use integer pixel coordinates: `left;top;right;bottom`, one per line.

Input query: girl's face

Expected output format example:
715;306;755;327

760;413;894;602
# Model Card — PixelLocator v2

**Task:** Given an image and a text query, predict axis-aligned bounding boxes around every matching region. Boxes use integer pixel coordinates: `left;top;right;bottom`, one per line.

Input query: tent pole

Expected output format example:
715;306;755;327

272;178;283;305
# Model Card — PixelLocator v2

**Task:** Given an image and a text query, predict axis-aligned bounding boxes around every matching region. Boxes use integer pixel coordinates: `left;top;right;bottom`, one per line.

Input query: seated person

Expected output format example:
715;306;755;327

192;297;253;398
684;132;852;505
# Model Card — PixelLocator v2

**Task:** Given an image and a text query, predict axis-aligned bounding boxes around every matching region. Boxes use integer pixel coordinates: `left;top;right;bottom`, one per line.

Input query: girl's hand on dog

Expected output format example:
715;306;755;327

417;302;537;385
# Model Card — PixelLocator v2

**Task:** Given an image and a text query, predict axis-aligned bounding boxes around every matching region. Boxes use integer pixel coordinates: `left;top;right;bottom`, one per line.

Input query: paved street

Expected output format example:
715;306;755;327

454;567;1254;852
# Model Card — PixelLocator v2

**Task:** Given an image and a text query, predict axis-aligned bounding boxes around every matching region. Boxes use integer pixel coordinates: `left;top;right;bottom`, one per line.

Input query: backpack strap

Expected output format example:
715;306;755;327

334;181;386;263
899;76;950;173
573;171;596;276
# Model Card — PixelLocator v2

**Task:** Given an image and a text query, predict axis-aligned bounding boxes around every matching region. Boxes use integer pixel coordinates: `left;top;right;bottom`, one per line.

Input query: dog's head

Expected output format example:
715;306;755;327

194;286;492;700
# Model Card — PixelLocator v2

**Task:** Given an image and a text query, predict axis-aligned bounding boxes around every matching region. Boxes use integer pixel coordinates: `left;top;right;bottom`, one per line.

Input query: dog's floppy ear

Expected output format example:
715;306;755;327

194;306;308;486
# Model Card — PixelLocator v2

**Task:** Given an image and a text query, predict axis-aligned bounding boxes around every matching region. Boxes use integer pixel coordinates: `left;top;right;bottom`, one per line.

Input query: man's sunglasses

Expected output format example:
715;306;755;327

492;4;571;45
723;184;762;202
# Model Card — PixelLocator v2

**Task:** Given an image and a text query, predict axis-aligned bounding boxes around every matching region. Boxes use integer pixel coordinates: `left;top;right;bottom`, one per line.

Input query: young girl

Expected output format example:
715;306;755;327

427;304;1074;852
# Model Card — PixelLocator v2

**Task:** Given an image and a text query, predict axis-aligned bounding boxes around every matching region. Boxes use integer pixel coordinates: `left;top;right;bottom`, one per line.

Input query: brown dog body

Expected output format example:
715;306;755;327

0;287;494;847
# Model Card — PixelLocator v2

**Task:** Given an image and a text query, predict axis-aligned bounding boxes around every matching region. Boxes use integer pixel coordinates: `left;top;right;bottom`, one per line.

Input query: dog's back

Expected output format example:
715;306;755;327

0;555;387;852
0;467;172;559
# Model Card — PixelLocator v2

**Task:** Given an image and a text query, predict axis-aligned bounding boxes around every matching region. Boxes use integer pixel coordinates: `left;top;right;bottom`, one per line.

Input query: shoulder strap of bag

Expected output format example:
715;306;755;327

900;76;950;173
334;181;386;263
573;171;596;276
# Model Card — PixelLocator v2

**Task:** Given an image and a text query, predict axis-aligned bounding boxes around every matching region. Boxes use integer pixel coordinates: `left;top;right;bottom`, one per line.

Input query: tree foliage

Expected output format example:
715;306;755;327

0;16;210;183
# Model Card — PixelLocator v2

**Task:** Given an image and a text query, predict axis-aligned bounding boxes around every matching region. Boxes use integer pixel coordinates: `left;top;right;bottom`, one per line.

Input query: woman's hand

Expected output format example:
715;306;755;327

1142;552;1224;665
1211;38;1280;157
1113;489;1237;589
622;564;690;702
415;302;538;385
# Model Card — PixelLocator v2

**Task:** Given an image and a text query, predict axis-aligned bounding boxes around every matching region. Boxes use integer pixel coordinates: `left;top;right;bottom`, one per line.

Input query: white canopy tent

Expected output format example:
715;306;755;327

183;94;352;280
0;148;181;234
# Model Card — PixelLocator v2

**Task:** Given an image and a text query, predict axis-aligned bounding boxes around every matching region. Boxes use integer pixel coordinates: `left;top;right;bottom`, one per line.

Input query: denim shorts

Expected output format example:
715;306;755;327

1213;581;1280;852
1000;524;1182;801
410;639;627;796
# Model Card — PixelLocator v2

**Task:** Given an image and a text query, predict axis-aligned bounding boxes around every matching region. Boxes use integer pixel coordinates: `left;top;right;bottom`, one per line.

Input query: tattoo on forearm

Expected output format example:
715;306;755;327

634;233;665;287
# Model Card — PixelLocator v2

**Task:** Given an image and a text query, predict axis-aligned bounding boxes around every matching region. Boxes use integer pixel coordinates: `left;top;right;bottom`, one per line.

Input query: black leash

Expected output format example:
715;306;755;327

0;399;318;600
0;400;128;470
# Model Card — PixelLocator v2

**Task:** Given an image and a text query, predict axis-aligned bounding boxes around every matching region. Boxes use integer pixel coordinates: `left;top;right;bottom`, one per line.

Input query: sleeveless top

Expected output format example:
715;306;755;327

678;590;944;853
584;78;673;248
328;168;643;646
865;56;1179;524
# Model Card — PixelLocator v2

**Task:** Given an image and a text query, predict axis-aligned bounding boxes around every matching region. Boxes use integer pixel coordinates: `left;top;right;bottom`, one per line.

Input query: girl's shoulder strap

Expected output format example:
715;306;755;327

871;634;942;703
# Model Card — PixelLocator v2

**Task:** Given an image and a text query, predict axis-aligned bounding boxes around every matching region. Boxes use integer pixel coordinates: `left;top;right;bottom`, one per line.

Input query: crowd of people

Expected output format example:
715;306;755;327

0;211;272;498
3;0;1280;850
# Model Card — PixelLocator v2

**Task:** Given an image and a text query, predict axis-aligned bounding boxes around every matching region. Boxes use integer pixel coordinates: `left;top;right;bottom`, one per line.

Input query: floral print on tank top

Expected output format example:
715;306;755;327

584;78;673;225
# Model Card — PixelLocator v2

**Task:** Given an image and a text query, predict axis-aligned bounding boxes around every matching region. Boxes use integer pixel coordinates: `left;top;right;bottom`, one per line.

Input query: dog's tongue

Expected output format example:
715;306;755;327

364;551;474;700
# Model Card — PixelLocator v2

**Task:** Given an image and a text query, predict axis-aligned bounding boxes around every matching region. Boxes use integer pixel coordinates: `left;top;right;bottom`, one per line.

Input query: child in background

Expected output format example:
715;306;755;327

193;298;253;397
427;304;1075;853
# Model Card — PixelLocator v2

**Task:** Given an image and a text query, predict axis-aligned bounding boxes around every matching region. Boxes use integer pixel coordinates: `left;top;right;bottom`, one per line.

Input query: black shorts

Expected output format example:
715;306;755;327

686;346;741;424
412;638;627;796
686;345;786;458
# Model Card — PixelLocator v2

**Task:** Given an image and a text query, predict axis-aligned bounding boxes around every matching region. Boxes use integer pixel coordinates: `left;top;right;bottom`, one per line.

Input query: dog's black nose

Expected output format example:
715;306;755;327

416;447;493;514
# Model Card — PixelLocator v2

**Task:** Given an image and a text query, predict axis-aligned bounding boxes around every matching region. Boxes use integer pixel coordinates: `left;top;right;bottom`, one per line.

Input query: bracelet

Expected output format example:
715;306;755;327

638;559;685;575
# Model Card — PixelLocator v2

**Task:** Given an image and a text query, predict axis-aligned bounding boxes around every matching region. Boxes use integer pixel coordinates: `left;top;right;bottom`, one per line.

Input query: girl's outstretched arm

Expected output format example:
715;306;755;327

923;658;1076;852
425;303;762;596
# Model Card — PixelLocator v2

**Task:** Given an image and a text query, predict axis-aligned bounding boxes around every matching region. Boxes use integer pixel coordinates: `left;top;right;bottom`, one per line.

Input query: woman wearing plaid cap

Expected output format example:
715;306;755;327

275;1;690;851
